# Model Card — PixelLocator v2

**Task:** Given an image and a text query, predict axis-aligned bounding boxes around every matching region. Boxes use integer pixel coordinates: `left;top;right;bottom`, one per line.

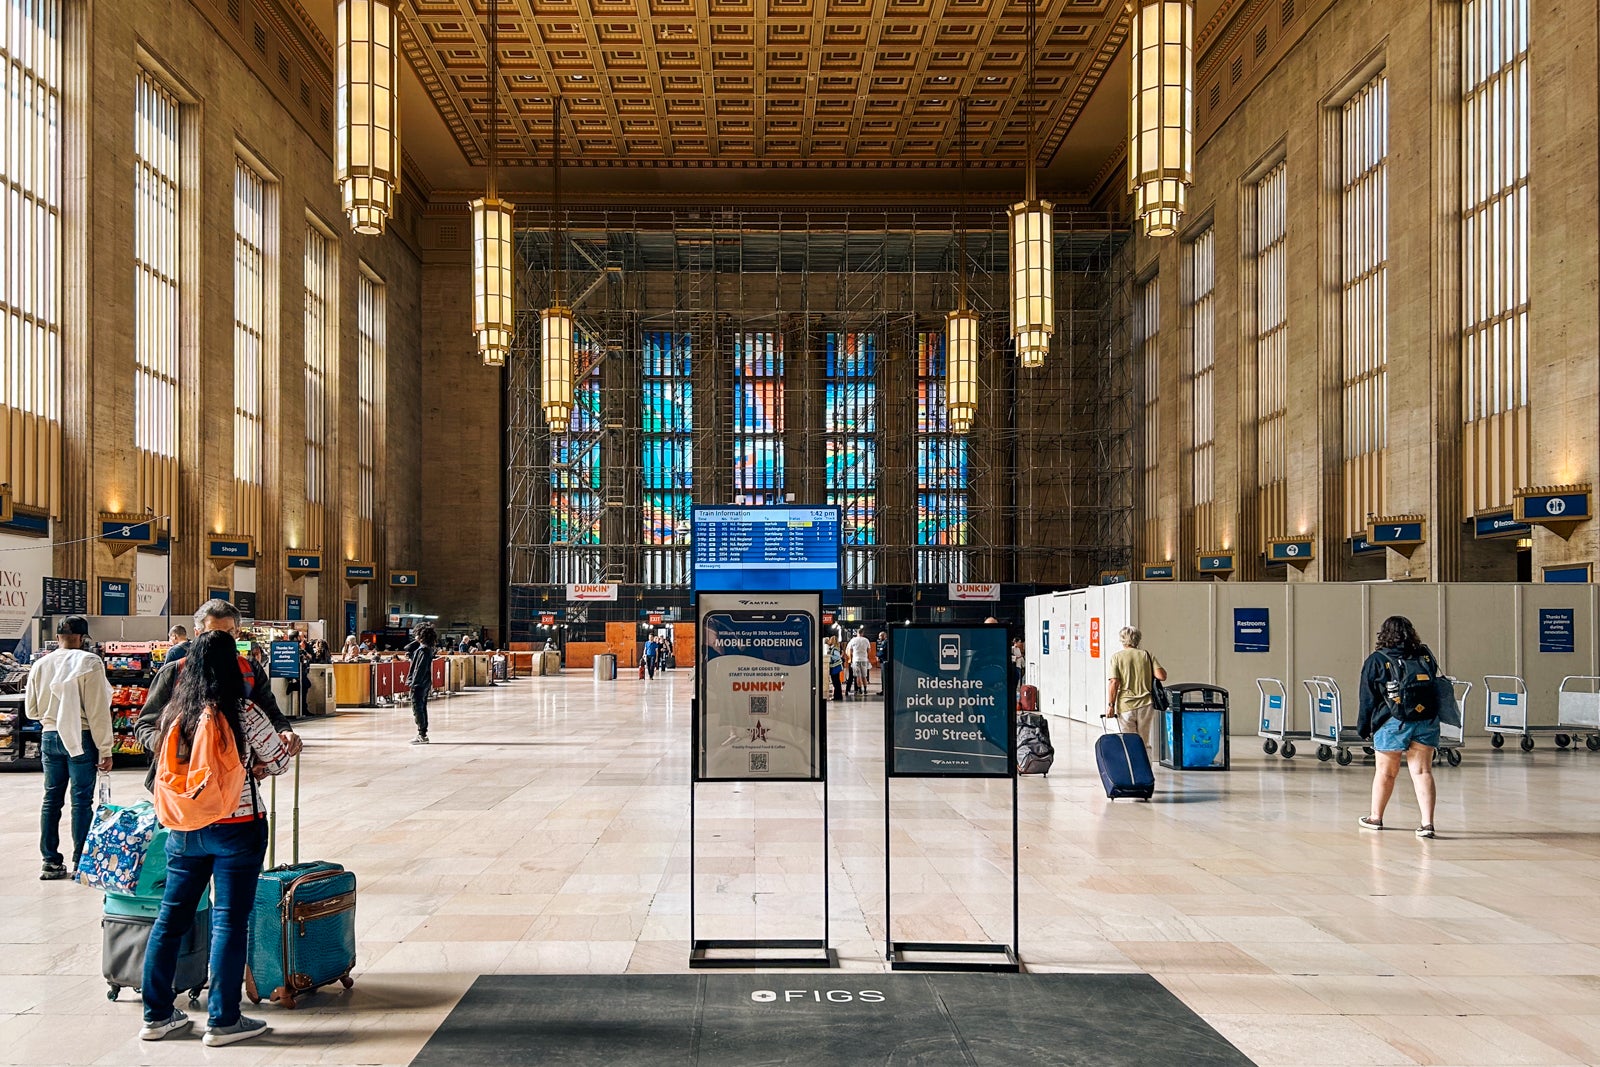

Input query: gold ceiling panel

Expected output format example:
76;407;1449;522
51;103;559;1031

396;0;1126;169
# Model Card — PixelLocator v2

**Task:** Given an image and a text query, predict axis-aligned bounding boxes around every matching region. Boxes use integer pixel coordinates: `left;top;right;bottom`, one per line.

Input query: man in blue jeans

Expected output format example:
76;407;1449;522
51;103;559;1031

27;616;114;879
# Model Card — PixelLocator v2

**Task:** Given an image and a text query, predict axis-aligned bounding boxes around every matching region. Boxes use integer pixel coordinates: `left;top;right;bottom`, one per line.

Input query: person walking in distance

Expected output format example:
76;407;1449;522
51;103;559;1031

29;616;114;880
643;633;660;679
408;625;438;745
1104;627;1167;754
1356;615;1444;838
847;629;873;699
825;637;845;702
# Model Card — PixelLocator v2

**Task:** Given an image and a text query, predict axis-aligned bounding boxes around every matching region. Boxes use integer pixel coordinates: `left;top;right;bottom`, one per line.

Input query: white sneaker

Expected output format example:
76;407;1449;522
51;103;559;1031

139;1009;192;1041
204;1016;270;1047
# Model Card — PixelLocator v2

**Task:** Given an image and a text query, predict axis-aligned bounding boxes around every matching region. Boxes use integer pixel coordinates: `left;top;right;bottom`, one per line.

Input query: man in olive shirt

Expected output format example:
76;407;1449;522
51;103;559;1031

1105;626;1167;753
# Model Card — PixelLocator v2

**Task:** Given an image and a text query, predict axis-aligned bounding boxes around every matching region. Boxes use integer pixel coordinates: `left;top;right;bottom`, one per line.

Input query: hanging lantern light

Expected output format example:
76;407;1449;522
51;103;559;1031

542;95;574;433
1128;0;1193;237
947;99;978;436
1010;0;1052;366
336;0;400;235
472;0;513;367
541;304;574;433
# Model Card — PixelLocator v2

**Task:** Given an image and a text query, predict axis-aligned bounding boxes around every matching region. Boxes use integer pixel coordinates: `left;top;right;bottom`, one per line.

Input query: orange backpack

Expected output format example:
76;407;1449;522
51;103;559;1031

153;704;247;831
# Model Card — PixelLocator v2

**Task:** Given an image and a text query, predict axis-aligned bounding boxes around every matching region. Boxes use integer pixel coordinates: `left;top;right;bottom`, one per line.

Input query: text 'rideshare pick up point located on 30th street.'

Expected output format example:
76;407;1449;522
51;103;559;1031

889;626;1011;777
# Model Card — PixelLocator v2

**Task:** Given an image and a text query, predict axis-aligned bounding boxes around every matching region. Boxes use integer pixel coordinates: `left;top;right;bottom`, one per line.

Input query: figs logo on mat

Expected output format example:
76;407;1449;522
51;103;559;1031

750;989;886;1004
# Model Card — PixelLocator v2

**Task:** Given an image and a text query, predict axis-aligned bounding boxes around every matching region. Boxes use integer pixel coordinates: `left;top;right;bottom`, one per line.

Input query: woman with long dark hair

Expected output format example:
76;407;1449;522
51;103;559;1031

139;630;291;1047
1355;615;1442;837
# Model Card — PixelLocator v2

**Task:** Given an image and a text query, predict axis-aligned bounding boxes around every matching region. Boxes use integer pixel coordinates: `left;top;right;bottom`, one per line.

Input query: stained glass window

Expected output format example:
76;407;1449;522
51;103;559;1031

642;330;692;585
550;332;603;583
734;330;783;500
915;331;968;582
825;332;876;589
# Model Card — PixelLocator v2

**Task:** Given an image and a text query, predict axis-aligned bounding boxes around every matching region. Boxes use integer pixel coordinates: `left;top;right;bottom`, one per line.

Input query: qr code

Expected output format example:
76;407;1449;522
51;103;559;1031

749;695;769;716
749;752;769;772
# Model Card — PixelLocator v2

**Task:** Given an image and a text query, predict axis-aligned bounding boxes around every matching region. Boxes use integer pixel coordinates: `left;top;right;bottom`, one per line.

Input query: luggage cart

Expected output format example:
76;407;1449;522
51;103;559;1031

1555;676;1600;752
1256;678;1312;759
1485;675;1538;751
1303;676;1365;765
1434;678;1470;767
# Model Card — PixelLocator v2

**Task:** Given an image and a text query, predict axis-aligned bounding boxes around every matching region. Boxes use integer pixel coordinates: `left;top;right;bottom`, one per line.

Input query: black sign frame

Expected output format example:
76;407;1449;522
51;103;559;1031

883;622;1019;973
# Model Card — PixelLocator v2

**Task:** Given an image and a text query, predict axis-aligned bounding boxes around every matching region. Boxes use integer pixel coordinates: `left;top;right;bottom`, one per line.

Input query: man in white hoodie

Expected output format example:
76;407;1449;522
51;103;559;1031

27;616;113;880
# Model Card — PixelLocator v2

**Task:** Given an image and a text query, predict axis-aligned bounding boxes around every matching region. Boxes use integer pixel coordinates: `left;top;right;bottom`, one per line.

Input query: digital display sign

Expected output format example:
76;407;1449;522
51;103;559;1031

691;506;842;599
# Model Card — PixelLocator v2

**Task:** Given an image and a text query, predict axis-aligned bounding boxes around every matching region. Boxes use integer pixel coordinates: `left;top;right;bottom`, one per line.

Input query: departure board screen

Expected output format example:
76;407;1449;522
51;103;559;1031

691;506;841;599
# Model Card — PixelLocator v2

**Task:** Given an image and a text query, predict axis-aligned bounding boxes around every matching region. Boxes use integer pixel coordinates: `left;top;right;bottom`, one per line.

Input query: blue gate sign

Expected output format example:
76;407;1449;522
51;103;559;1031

99;580;130;617
1540;609;1575;654
1040;618;1049;655
1233;608;1269;653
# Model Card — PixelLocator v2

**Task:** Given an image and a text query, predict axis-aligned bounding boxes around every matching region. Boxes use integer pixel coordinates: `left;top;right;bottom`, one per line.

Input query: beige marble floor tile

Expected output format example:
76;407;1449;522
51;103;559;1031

1356;1014;1576;1065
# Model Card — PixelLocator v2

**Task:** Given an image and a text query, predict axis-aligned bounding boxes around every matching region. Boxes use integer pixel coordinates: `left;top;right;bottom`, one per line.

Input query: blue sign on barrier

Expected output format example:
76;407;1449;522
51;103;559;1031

1040;618;1049;655
285;595;303;621
1233;609;1269;653
1540;609;1575;654
888;626;1011;778
269;640;303;680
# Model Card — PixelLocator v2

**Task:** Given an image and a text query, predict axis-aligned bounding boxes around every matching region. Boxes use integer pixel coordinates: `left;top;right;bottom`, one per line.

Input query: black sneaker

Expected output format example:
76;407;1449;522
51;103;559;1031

40;862;68;881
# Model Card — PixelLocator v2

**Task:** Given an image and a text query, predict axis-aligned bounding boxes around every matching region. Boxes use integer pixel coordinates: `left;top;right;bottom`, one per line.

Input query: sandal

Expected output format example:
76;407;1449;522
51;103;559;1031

1415;825;1435;839
1357;816;1383;830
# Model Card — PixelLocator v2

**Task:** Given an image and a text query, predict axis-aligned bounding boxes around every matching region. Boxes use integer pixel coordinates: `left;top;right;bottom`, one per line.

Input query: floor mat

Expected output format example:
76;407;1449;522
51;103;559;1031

410;972;1254;1066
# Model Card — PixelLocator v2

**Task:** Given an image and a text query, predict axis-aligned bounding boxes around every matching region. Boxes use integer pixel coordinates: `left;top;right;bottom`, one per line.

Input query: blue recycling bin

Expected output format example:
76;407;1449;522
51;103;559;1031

1162;684;1230;771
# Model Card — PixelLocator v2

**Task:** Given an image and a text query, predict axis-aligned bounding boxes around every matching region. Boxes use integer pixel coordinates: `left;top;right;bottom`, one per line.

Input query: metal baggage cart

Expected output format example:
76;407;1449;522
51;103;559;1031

1485;675;1538;751
1303;676;1365;765
1256;678;1312;759
1555;676;1600;752
1435;678;1470;767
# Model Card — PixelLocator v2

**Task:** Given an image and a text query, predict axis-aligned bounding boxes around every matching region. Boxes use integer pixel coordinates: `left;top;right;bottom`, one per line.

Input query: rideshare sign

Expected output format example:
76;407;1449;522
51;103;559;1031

887;625;1012;778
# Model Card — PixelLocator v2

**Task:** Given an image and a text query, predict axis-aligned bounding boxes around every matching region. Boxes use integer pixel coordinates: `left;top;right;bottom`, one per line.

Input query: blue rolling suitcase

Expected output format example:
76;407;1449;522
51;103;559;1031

245;757;357;1010
1096;721;1156;800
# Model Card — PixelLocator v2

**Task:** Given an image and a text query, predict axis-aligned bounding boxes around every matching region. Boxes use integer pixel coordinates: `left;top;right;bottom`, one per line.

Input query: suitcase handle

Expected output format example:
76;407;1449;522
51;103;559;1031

267;754;301;869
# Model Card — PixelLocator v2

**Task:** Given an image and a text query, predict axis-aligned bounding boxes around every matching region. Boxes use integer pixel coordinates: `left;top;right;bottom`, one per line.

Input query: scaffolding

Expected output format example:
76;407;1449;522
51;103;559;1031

506;208;1133;603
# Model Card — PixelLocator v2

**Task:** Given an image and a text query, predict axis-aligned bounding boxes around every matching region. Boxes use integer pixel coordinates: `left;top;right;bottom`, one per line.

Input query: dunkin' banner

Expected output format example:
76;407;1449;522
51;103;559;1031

566;583;619;602
948;583;1001;602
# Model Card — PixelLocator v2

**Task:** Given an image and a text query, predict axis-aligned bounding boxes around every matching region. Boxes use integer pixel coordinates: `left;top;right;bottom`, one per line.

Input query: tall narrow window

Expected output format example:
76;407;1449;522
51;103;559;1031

357;269;385;559
550;334;601;584
304;224;333;534
641;330;692;586
0;0;62;513
233;159;268;539
825;331;876;589
733;330;783;502
1139;278;1161;562
1462;0;1529;514
1255;161;1288;537
915;330;968;582
1340;73;1388;536
134;70;180;520
1184;228;1215;547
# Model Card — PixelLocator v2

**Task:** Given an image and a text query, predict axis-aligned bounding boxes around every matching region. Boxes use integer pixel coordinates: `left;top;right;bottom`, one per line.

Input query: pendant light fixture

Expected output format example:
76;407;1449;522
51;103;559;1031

1009;0;1053;368
540;95;574;435
336;0;400;235
472;0;514;367
1127;0;1193;237
946;99;978;436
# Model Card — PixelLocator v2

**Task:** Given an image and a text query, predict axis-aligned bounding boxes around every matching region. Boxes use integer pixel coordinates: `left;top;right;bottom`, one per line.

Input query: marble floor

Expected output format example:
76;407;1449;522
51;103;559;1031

4;670;1600;1066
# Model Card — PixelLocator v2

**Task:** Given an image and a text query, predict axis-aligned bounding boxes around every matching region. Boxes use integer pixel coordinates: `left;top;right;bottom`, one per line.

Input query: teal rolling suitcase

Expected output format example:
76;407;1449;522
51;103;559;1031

244;757;357;1009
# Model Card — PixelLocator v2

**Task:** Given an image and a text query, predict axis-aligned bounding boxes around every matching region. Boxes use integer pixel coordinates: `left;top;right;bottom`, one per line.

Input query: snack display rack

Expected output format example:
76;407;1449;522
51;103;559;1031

0;662;40;771
102;641;165;766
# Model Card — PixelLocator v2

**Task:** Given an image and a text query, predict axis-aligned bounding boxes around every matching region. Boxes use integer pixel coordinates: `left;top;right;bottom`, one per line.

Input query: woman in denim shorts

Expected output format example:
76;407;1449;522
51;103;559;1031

1354;616;1442;838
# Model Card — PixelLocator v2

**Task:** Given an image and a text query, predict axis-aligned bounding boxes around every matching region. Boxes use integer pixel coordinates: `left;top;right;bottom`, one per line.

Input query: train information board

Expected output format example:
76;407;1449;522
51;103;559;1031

691;506;841;599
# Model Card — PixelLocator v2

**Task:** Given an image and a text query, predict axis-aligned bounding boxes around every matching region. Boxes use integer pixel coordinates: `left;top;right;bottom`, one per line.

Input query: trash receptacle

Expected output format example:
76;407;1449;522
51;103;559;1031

593;654;616;680
1162;684;1230;771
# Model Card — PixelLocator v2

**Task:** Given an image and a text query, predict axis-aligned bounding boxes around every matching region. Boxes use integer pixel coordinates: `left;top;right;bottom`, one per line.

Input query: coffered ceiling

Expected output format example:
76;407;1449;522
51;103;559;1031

285;0;1233;204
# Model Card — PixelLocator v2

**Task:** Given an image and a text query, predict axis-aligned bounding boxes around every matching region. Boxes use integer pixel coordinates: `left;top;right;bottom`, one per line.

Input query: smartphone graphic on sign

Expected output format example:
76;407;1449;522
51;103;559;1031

938;633;961;671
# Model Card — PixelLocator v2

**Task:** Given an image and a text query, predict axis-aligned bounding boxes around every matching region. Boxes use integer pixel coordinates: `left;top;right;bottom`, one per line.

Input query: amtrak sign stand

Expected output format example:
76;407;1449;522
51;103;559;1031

690;591;834;969
884;623;1020;972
